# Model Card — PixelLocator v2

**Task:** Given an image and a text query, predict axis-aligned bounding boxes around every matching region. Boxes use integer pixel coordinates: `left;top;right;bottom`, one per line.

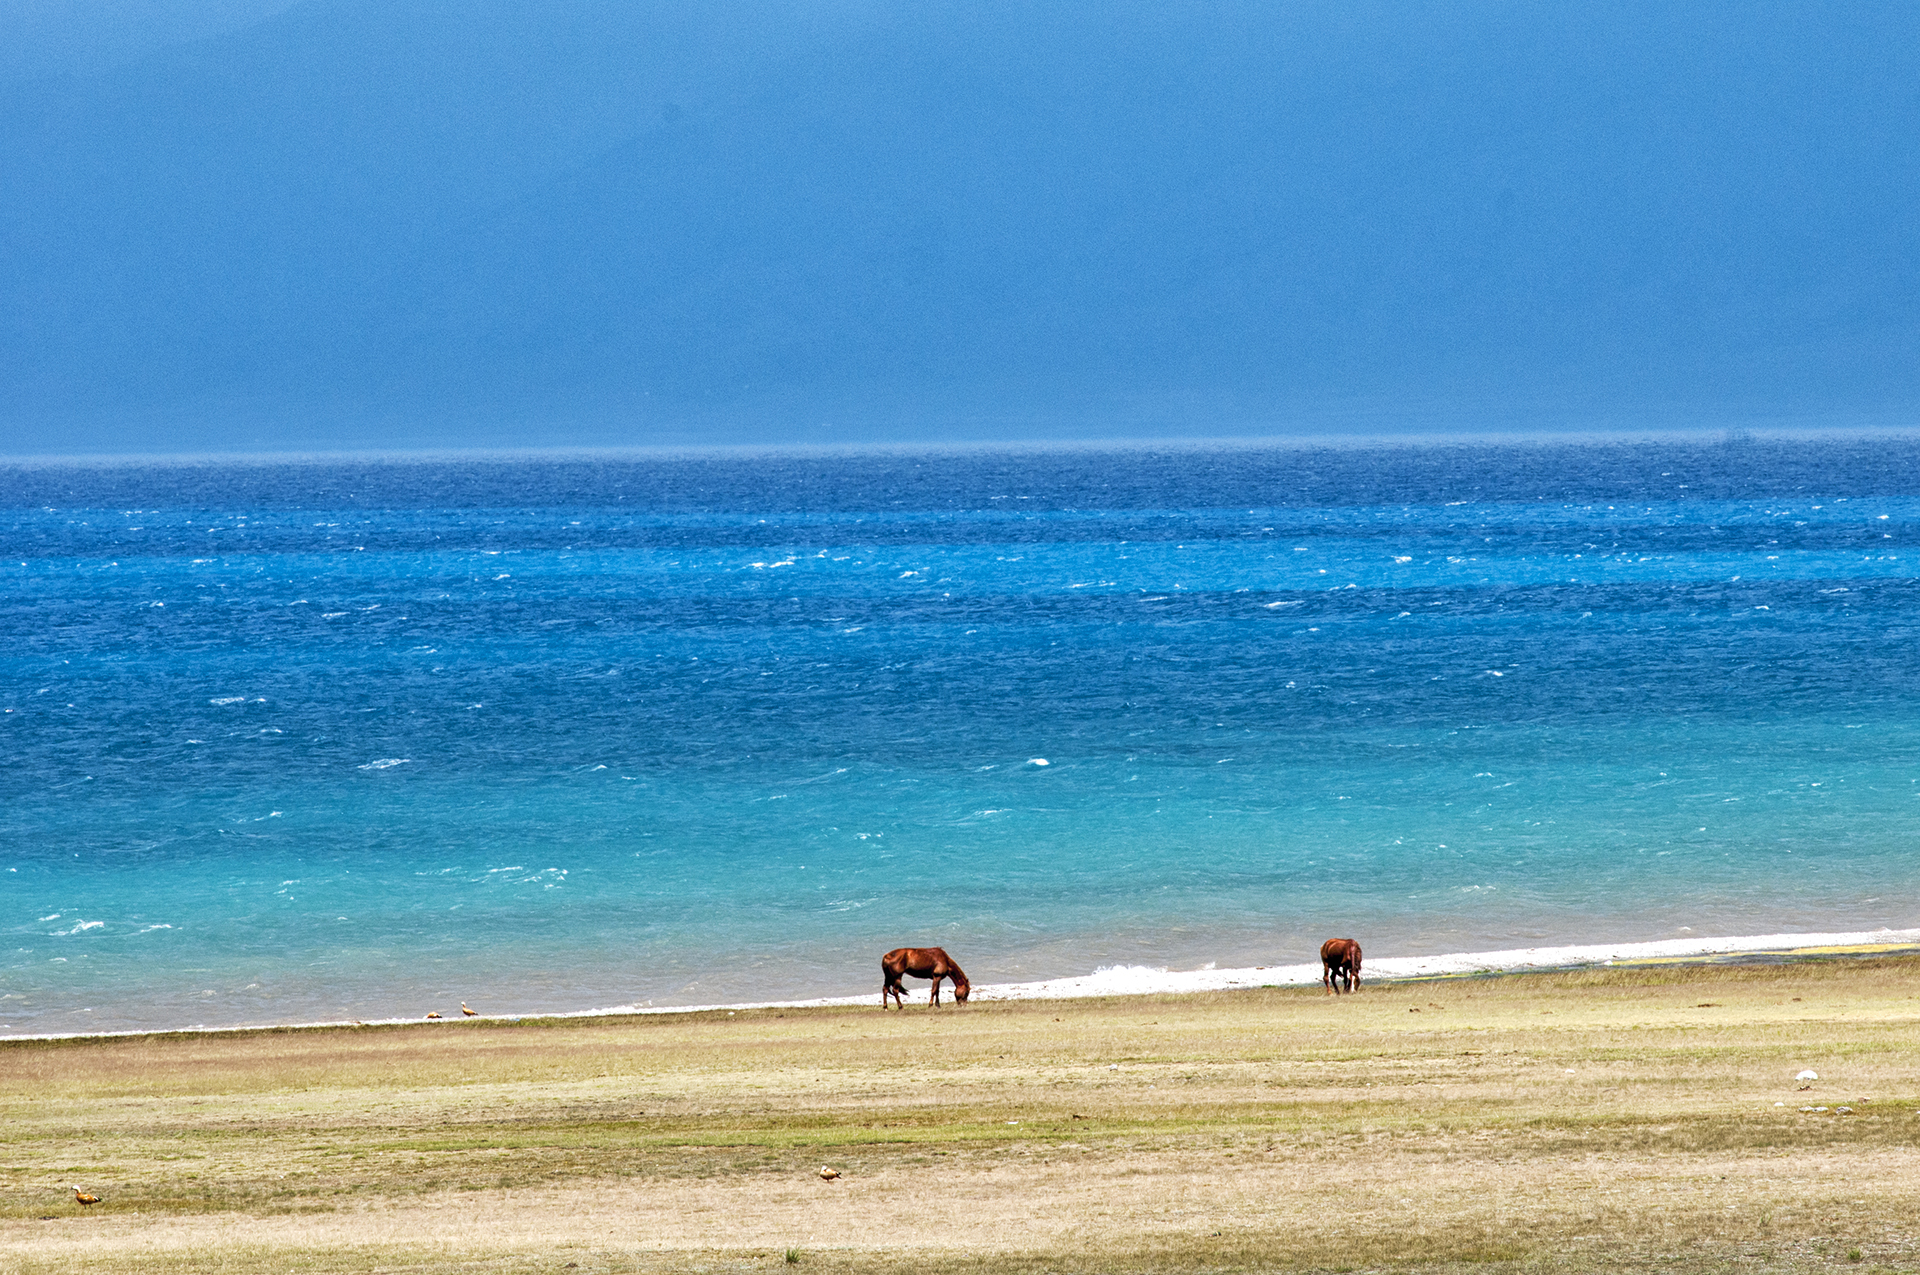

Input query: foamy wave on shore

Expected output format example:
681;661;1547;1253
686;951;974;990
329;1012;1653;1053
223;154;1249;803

965;927;1920;1002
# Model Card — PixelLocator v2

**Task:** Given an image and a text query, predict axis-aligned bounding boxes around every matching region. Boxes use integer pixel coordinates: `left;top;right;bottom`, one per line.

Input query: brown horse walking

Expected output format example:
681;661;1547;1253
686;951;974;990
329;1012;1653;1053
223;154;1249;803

881;947;971;1009
1321;938;1361;994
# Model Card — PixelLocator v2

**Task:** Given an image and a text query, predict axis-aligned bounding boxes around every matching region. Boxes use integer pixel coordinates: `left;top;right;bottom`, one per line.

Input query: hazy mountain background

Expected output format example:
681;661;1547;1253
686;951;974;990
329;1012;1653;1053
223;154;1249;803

4;0;1916;454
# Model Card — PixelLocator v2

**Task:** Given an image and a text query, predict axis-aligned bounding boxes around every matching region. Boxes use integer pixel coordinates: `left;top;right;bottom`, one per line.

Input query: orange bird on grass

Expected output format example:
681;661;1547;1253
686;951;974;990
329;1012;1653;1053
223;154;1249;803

70;1186;100;1206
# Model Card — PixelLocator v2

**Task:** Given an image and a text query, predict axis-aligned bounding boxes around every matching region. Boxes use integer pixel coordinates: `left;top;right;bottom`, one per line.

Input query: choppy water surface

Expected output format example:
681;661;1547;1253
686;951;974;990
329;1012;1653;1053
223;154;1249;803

4;439;1919;1033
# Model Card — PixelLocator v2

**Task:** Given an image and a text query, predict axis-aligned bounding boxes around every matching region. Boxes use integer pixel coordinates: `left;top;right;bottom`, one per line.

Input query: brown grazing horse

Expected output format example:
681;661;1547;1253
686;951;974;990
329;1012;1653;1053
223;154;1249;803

1321;938;1362;994
881;947;971;1009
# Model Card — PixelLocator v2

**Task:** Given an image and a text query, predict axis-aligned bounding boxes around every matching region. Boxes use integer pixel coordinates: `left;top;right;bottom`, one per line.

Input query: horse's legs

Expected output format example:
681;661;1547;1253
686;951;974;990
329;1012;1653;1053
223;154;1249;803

929;976;943;1007
1323;964;1335;995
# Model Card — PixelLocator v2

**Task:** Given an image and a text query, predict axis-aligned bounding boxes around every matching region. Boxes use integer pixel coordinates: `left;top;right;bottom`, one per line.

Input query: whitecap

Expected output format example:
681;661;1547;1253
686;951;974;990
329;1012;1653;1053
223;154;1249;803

208;696;246;705
357;758;410;770
1264;600;1302;608
1027;758;1050;766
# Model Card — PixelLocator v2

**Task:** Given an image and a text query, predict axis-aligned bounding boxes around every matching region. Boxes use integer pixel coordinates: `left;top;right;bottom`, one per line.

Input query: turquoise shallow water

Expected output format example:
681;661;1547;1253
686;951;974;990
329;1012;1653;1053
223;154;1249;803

4;440;1919;1033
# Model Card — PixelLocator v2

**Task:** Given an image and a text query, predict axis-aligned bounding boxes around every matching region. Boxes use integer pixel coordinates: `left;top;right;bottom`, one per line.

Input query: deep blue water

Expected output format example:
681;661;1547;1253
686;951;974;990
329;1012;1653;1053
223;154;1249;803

4;438;1920;1034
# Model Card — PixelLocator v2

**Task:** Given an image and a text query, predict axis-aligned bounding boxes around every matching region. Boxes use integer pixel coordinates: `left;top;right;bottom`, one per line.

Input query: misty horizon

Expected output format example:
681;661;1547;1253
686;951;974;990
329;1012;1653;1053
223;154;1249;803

4;1;1916;455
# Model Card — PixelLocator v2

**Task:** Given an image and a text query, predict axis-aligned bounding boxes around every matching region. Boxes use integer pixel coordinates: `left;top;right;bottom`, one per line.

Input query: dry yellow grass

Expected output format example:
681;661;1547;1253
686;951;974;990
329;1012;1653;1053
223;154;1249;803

4;957;1920;1273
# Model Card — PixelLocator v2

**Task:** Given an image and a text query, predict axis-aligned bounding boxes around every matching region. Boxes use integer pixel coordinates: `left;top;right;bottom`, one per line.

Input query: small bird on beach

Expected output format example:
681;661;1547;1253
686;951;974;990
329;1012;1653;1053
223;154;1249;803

70;1186;99;1207
461;1002;477;1017
425;1011;442;1019
817;1166;841;1182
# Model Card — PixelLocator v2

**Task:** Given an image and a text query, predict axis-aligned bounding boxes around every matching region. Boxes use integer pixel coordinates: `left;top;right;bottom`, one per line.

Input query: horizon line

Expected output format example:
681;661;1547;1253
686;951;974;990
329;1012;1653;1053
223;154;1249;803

6;421;1920;468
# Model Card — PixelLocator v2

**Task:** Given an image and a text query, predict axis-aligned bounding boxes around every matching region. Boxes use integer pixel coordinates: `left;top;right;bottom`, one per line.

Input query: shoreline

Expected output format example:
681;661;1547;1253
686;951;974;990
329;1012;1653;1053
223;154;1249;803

8;925;1918;1045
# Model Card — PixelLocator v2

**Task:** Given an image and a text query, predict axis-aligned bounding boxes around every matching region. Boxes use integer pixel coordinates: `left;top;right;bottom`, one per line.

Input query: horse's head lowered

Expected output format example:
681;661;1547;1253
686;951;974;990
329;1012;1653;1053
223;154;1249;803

951;974;971;1004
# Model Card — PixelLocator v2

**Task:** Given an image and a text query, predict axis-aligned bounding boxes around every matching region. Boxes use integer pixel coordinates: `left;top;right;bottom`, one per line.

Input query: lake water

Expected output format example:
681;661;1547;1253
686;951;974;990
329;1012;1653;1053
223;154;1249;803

4;438;1919;1034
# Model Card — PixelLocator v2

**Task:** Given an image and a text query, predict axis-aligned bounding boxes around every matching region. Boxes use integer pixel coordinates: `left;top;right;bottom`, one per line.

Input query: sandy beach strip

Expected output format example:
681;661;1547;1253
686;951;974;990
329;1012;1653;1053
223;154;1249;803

7;926;1918;1042
547;924;1920;1016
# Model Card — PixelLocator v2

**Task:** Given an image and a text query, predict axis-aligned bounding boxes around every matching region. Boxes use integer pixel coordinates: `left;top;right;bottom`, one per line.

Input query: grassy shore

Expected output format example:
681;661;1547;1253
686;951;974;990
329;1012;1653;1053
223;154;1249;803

4;956;1920;1274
